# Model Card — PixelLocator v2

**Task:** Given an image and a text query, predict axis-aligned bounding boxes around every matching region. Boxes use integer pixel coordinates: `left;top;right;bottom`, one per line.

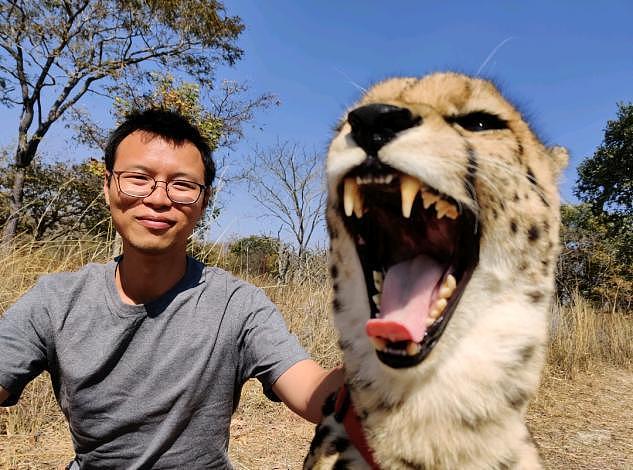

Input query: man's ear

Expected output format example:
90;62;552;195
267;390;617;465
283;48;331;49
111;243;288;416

104;173;111;207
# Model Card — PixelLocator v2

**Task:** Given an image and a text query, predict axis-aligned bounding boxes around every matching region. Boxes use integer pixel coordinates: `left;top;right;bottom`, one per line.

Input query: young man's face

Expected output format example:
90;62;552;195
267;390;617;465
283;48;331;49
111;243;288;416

104;130;208;256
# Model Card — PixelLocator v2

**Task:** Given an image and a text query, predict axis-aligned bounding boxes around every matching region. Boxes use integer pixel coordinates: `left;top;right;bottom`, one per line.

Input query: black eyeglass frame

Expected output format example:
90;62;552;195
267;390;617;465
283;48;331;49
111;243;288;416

109;170;207;205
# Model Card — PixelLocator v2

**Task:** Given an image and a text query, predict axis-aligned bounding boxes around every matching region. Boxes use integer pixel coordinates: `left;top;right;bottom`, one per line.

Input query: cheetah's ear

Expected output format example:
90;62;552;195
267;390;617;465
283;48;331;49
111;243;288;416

548;146;568;176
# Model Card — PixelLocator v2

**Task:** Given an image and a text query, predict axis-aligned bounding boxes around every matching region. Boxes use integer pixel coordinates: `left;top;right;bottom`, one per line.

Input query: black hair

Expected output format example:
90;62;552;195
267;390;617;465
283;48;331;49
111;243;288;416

104;109;215;187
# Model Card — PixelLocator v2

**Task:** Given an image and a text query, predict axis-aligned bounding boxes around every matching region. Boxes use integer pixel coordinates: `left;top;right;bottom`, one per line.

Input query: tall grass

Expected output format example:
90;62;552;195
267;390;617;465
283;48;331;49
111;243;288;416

549;292;632;376
0;237;631;467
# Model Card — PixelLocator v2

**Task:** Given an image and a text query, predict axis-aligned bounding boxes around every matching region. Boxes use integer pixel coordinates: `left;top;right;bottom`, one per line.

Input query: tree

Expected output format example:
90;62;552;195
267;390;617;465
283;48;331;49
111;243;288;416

228;235;281;276
562;102;633;311
574;102;633;268
557;204;632;311
0;156;110;240
70;72;276;152
0;0;244;243
575;102;633;218
245;141;326;257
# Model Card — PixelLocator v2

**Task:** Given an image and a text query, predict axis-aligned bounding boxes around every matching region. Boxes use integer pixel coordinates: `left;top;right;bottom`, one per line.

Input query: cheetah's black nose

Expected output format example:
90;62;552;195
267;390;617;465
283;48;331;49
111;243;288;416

348;104;421;157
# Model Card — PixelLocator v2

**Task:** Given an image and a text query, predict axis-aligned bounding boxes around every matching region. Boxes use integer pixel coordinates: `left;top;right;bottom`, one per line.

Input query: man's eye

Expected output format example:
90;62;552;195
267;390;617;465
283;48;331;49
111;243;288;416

448;112;508;132
123;174;152;185
171;181;199;191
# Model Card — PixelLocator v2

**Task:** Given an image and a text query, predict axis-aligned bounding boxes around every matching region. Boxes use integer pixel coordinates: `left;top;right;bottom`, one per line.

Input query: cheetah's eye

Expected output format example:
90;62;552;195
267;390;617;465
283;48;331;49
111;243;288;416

447;112;507;132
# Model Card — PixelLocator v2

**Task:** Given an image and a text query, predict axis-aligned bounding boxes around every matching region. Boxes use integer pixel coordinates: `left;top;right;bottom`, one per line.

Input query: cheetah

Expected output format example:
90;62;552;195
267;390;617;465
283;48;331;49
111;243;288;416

304;72;568;469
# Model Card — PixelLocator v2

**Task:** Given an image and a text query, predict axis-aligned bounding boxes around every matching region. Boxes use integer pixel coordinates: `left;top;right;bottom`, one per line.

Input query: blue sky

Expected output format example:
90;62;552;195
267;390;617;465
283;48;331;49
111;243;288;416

1;1;632;247
210;0;632;245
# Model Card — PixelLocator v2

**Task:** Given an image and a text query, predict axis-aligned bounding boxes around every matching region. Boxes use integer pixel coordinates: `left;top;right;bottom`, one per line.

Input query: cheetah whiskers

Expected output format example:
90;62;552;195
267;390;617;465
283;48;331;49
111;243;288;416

477;156;553;204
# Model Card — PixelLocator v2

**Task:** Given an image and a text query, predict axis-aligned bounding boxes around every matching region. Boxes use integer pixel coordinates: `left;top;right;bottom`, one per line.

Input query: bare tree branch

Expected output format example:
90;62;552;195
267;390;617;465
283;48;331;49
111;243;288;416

245;141;326;256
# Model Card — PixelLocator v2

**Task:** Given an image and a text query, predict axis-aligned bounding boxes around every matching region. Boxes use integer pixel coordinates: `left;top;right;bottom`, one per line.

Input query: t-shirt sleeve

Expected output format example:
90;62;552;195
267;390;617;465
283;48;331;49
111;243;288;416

237;286;309;401
0;279;53;406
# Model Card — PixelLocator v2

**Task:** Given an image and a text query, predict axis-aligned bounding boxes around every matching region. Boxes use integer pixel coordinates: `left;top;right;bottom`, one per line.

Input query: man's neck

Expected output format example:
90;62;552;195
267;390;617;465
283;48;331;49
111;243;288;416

115;247;188;305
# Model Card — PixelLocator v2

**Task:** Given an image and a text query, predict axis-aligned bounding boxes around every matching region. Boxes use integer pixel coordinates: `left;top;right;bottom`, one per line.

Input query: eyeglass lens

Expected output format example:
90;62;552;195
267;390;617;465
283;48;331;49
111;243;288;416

117;172;202;204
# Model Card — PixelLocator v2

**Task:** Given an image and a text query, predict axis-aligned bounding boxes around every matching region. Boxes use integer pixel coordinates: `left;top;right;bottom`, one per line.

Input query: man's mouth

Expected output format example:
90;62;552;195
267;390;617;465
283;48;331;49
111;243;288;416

338;165;480;369
136;216;176;230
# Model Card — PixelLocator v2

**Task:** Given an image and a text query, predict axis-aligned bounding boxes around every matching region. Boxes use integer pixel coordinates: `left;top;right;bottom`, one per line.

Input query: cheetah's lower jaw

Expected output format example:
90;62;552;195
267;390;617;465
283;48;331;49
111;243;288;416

366;253;447;343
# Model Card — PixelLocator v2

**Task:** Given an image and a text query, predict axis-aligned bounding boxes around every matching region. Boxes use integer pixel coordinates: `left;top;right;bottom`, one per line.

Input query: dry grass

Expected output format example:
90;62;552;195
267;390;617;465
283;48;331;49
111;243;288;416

549;293;633;376
0;239;631;469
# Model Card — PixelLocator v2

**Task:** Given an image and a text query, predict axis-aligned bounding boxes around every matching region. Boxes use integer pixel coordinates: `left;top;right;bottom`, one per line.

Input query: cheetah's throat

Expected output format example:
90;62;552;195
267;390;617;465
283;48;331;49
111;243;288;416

366;253;444;343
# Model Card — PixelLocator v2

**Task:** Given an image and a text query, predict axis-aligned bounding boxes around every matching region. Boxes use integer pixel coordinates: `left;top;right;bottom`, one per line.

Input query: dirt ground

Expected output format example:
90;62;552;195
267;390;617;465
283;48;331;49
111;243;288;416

527;365;633;470
1;364;631;469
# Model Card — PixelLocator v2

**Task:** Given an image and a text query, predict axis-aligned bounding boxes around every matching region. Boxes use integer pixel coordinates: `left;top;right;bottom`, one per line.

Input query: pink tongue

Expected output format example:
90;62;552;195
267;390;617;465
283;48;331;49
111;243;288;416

366;254;444;343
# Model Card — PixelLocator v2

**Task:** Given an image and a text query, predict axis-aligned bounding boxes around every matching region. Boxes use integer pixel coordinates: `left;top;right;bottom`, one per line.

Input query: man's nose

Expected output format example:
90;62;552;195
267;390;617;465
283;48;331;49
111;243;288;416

144;181;172;205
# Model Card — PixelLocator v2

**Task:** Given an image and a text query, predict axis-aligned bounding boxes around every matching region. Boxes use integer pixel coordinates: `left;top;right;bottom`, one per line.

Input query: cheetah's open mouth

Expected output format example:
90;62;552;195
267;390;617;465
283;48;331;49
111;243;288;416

338;166;480;368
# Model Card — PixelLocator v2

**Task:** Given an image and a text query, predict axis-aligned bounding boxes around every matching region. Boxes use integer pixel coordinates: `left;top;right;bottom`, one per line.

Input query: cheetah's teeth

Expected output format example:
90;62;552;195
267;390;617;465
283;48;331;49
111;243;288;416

446;207;459;219
435;200;459;220
430;298;448;318
370;336;387;351
373;271;383;292
406;342;421;356
354;199;364;218
439;274;457;299
370;338;421;356
343;178;355;217
357;174;395;185
343;178;363;218
421;190;440;209
427;275;456;322
400;175;421;219
372;293;381;309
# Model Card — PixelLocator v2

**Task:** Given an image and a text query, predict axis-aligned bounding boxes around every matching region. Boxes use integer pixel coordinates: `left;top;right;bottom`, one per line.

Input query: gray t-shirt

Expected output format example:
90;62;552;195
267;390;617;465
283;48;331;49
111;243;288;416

0;257;309;469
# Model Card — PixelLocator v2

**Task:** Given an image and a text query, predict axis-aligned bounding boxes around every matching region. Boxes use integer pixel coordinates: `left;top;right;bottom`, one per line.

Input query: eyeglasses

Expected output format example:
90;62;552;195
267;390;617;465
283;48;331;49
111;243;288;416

111;171;206;205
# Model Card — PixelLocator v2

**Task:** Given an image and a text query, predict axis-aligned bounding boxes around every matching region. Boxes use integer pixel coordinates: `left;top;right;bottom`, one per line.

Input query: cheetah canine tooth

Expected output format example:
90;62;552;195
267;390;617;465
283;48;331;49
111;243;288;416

343;178;363;217
354;195;364;218
400;175;421;218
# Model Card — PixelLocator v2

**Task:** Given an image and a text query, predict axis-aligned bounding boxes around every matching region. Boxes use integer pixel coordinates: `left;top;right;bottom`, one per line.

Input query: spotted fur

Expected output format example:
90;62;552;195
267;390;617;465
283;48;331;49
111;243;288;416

304;73;567;469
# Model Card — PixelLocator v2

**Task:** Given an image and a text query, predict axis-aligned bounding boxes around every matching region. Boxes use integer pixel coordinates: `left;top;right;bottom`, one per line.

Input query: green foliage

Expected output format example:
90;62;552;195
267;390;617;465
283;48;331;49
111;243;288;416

0;158;111;240
575;102;633;217
113;73;224;151
561;102;633;311
186;235;284;278
228;235;281;275
558;204;632;311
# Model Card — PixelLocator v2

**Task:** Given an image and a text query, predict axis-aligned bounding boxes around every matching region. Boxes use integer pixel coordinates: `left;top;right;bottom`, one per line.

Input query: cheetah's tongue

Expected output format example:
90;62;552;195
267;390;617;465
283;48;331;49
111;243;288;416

366;253;444;343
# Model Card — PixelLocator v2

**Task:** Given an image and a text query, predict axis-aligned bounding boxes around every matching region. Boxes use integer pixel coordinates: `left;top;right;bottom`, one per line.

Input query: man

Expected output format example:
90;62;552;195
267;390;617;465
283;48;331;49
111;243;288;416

0;109;341;468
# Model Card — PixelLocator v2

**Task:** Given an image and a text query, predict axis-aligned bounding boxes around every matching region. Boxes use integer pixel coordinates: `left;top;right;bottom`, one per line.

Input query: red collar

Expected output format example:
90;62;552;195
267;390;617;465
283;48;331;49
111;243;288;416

334;385;380;469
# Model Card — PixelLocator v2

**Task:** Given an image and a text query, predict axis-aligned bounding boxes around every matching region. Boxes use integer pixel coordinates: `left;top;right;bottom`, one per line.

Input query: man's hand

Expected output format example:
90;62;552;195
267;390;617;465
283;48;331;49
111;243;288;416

0;385;9;405
272;360;344;423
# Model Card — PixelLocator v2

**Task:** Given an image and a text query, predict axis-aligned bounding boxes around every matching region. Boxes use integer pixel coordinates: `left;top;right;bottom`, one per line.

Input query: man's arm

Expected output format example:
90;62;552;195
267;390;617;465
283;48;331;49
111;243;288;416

272;359;344;424
0;385;9;405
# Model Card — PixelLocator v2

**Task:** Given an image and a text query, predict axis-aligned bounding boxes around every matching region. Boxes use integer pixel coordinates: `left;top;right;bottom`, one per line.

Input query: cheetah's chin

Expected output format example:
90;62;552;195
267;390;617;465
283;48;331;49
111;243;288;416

339;165;480;369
